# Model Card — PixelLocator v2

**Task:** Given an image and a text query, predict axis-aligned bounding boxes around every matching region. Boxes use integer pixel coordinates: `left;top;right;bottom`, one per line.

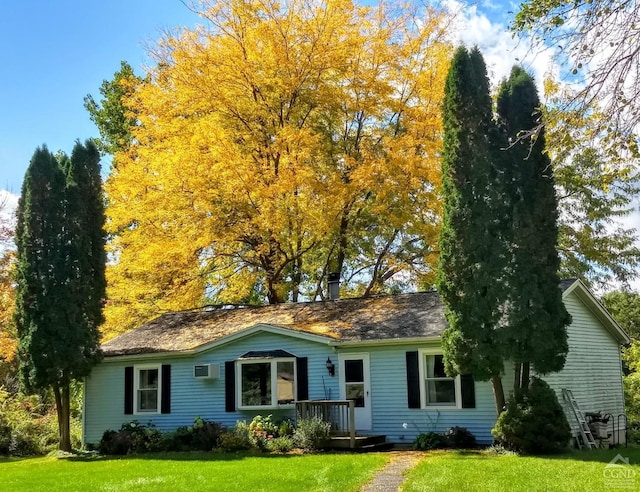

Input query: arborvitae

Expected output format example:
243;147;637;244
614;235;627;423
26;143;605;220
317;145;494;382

496;67;570;391
14;142;105;451
63;140;106;372
15;146;67;392
437;46;508;413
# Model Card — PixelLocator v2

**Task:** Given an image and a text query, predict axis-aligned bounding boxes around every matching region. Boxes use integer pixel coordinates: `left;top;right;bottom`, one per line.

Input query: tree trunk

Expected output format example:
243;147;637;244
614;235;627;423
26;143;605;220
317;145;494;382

521;362;530;392
291;236;302;303
491;375;506;415
330;206;351;279
53;383;72;452
514;362;522;393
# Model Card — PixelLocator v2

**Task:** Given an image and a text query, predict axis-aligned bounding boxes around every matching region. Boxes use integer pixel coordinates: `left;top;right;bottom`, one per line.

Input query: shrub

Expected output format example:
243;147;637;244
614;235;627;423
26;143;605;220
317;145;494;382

0;386;79;456
219;417;297;452
492;377;571;454
413;432;445;450
163;417;223;451
162;427;191;452
443;426;476;449
486;443;517;456
97;429;131;456
265;436;295;453
247;415;279;450
8;422;42;456
98;421;163;455
190;417;223;450
628;423;640;445
0;416;10;455
277;418;295;437
293;417;331;450
217;421;252;451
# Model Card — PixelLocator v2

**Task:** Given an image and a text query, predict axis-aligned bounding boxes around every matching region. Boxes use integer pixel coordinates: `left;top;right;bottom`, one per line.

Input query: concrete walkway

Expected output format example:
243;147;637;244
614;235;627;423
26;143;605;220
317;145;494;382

361;451;425;492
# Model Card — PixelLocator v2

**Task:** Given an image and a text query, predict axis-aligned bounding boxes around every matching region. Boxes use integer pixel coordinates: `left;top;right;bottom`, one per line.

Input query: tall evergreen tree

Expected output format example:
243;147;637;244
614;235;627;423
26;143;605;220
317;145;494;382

496;67;571;392
14;142;105;451
437;46;508;413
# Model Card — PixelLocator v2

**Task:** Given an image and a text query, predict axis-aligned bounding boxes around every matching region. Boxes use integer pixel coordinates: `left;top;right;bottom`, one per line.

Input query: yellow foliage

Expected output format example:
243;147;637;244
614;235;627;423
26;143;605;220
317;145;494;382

0;250;17;362
103;0;452;337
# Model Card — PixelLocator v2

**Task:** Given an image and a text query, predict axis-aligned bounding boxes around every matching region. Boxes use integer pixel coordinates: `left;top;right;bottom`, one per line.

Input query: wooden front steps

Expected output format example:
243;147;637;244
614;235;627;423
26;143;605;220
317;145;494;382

325;434;393;452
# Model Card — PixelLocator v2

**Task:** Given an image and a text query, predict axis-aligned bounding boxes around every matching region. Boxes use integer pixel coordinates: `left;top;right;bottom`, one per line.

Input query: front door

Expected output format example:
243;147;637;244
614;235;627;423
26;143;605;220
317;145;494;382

339;353;372;431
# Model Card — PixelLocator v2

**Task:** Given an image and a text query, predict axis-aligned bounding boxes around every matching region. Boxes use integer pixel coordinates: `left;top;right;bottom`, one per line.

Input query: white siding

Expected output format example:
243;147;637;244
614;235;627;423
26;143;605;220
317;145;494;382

541;291;626;444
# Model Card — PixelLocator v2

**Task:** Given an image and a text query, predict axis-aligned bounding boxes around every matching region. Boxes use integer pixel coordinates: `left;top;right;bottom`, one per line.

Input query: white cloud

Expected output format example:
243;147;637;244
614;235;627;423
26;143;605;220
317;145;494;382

0;190;18;252
443;0;557;95
443;1;640;292
0;190;18;228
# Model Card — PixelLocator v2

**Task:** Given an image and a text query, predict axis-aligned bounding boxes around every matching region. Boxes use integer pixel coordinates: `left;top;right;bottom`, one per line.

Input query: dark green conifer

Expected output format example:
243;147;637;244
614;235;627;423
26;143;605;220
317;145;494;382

496;67;570;391
437;46;508;412
14;142;105;451
15;146;67;391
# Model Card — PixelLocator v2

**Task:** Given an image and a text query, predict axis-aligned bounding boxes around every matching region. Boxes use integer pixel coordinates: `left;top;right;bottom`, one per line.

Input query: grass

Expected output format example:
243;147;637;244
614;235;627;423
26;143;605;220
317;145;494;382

5;446;640;491
402;447;640;492
0;451;388;492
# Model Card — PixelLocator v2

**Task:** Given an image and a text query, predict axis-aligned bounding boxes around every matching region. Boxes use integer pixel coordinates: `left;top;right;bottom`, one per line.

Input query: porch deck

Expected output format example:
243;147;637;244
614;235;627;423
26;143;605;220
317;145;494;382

326;434;393;451
296;399;390;450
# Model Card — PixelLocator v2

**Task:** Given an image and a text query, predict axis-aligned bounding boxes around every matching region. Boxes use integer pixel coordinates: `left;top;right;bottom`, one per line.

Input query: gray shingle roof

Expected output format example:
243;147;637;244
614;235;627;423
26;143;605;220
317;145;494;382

102;280;581;357
102;291;446;357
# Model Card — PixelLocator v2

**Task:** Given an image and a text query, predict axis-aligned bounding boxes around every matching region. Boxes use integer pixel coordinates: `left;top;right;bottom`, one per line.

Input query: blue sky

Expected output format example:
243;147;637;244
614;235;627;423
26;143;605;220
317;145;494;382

0;0;530;195
0;1;637;290
0;0;201;193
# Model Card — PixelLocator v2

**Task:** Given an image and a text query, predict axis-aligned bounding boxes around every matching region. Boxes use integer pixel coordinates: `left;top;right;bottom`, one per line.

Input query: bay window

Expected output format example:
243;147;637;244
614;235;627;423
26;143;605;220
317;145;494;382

238;358;296;408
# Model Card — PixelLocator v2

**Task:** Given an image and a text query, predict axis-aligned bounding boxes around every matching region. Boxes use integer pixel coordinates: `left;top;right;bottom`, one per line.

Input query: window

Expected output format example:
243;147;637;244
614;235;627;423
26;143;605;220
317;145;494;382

424;354;456;406
344;359;365;407
135;365;161;414
419;352;460;408
237;358;296;408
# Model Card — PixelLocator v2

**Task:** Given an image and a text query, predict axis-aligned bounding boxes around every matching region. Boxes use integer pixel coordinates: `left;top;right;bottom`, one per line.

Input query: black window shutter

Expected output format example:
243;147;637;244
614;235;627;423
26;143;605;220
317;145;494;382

406;351;420;409
225;361;236;412
124;366;134;415
161;364;171;414
296;357;308;401
460;374;475;408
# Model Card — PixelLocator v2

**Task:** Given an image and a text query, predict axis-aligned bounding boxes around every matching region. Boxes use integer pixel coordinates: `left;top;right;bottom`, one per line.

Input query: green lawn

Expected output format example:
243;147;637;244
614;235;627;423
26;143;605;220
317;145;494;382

403;447;640;492
0;451;388;492
5;447;640;491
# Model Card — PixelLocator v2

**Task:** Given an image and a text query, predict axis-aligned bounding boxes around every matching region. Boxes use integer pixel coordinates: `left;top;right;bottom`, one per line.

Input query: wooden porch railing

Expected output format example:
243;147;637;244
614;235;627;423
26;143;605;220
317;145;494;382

296;399;356;448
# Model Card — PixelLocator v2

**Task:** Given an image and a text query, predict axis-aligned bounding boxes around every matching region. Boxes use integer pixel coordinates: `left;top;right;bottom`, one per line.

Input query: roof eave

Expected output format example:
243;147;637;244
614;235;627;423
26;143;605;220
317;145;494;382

563;279;631;345
101;349;192;362
102;330;444;361
330;336;441;348
102;323;337;361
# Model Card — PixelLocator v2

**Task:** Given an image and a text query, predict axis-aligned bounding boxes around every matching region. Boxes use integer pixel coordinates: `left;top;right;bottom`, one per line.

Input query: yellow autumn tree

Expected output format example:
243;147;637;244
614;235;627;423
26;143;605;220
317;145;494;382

0;250;16;365
0;197;17;370
103;0;452;338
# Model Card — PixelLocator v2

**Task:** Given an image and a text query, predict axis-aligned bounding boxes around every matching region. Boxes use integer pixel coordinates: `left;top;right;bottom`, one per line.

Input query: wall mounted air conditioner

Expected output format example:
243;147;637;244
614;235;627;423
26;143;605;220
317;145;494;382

194;363;220;379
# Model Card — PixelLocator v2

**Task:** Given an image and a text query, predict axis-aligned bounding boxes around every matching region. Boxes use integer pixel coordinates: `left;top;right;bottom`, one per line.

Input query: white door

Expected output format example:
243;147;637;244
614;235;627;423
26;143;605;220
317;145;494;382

339;353;372;431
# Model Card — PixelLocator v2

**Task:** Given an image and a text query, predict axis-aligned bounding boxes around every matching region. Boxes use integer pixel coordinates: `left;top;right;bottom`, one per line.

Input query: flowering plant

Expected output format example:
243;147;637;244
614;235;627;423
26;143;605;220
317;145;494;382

248;415;278;450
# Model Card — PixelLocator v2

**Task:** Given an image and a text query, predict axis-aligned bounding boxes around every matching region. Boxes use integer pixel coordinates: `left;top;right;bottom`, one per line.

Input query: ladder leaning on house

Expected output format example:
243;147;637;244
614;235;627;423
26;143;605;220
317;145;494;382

562;388;598;450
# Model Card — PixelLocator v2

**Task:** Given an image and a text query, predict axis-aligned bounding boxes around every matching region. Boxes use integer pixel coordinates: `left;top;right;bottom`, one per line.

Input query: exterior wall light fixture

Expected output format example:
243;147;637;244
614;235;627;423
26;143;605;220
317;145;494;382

326;357;335;377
